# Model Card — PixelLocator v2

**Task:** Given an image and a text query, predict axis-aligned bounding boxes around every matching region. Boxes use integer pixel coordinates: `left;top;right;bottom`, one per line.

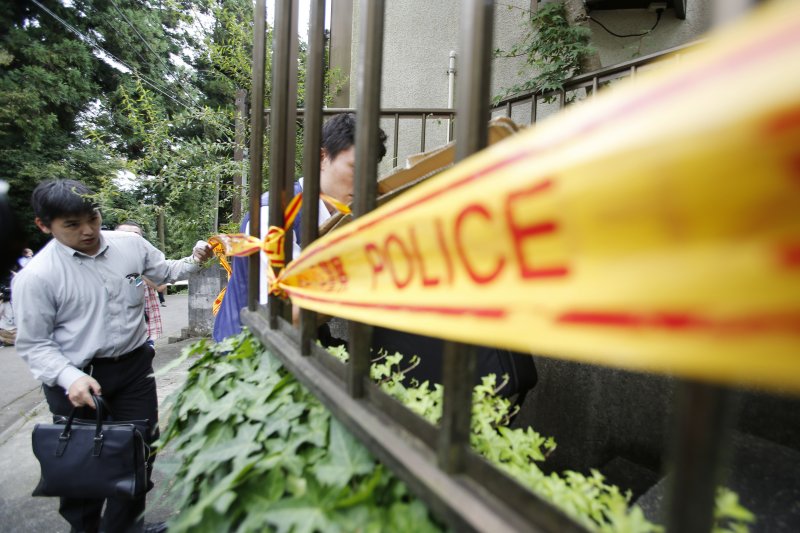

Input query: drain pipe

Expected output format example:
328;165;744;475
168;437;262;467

447;50;456;142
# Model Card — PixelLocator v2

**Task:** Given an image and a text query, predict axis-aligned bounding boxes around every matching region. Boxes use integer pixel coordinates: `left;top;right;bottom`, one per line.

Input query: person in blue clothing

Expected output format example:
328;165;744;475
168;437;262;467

213;113;387;341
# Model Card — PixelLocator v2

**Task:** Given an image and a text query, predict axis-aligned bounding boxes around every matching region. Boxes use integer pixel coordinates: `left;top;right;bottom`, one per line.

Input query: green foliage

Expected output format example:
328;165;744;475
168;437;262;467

203;0;261;97
493;2;594;105
0;5;121;247
3;0;344;255
157;333;443;533
1;0;197;249
328;346;642;531
328;344;754;533
713;488;756;533
162;333;753;532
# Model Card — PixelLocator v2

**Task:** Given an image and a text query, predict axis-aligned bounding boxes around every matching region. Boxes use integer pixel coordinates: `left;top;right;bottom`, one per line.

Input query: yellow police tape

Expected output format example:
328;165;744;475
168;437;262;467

215;1;800;393
209;192;351;313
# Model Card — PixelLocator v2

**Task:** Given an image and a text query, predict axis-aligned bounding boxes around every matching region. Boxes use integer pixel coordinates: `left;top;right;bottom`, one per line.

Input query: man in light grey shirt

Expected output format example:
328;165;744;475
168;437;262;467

13;179;212;533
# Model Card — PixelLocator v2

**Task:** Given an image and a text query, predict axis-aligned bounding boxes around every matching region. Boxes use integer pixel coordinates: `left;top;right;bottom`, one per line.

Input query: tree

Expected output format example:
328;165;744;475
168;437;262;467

0;1;119;247
1;0;330;257
0;0;196;249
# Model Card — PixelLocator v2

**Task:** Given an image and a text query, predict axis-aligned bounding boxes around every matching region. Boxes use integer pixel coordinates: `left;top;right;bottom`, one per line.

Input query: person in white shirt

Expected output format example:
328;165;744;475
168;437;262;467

12;179;212;533
212;113;387;342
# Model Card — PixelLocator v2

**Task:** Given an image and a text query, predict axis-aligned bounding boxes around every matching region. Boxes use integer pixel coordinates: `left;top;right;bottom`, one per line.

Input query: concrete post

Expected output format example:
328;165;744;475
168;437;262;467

187;263;227;337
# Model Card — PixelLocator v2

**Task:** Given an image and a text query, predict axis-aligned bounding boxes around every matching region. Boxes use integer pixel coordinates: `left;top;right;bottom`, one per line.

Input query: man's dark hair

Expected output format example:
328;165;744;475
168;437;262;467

322;113;388;162
31;180;98;227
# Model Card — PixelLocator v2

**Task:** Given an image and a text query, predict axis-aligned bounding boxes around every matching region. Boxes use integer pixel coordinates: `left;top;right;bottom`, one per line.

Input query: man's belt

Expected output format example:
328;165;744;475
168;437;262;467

90;343;150;365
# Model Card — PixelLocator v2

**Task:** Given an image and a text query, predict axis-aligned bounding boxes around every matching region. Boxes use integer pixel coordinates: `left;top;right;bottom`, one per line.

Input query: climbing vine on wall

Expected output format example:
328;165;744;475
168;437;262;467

493;1;595;104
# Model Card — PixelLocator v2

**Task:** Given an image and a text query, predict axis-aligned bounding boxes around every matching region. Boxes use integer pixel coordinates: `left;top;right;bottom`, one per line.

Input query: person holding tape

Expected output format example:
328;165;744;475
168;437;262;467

12;179;213;533
213;114;537;404
213;112;388;342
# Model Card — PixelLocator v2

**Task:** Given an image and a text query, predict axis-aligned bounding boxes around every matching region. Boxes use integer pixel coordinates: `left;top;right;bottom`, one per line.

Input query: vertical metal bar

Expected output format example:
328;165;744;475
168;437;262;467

347;0;385;398
530;95;537;125
663;5;747;529
664;381;735;533
420;113;427;152
268;0;298;327
393;113;399;167
448;112;455;143
630;65;637;79
447;50;456;143
558;88;566;109
300;0;326;355
248;0;267;312
455;0;493;162
438;343;477;472
591;76;598;99
439;0;495;475
233;88;248;222
505;101;511;118
328;0;354;107
283;0;300;269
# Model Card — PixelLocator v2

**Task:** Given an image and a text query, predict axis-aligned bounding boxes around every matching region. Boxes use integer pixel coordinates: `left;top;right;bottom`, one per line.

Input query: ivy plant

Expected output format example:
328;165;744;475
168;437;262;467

158;333;754;532
156;333;443;533
493;1;595;105
328;344;754;533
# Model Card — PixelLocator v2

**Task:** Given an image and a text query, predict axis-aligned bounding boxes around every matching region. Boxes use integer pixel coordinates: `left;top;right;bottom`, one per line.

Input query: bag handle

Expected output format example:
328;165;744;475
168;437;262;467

57;394;109;457
92;394;114;421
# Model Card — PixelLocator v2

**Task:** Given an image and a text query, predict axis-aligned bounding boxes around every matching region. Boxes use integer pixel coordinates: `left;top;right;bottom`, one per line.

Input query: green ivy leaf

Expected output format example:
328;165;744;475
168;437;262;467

315;420;375;488
264;479;340;533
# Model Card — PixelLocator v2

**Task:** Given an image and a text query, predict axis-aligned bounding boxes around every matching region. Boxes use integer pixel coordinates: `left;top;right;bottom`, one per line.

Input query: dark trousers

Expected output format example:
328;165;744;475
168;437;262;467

42;343;158;533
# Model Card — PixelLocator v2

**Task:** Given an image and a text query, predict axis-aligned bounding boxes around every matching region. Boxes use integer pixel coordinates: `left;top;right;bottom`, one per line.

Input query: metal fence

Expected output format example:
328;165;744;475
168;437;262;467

266;107;456;171
243;2;731;531
265;41;699;172
491;41;700;125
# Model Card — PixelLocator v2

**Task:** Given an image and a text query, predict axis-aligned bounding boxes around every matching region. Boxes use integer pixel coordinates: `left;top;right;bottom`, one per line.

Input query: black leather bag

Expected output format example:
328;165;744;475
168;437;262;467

31;395;151;500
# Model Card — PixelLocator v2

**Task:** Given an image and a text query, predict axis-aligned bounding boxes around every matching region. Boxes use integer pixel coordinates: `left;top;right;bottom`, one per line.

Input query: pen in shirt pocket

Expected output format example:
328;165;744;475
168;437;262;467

125;273;143;287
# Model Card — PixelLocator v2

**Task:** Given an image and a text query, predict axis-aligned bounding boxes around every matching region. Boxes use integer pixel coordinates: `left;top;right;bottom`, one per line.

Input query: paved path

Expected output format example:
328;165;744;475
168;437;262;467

0;293;189;435
0;293;199;531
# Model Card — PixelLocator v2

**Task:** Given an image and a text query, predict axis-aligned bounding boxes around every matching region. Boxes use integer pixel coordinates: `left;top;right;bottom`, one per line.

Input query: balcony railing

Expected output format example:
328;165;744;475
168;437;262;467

492;41;702;125
265;41;700;174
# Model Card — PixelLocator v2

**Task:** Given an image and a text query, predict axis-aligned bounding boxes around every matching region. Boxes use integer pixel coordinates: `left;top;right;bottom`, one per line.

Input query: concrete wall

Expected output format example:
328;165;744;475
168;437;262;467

348;1;711;174
350;1;530;109
351;1;712;108
588;4;711;67
517;359;676;475
351;0;530;174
